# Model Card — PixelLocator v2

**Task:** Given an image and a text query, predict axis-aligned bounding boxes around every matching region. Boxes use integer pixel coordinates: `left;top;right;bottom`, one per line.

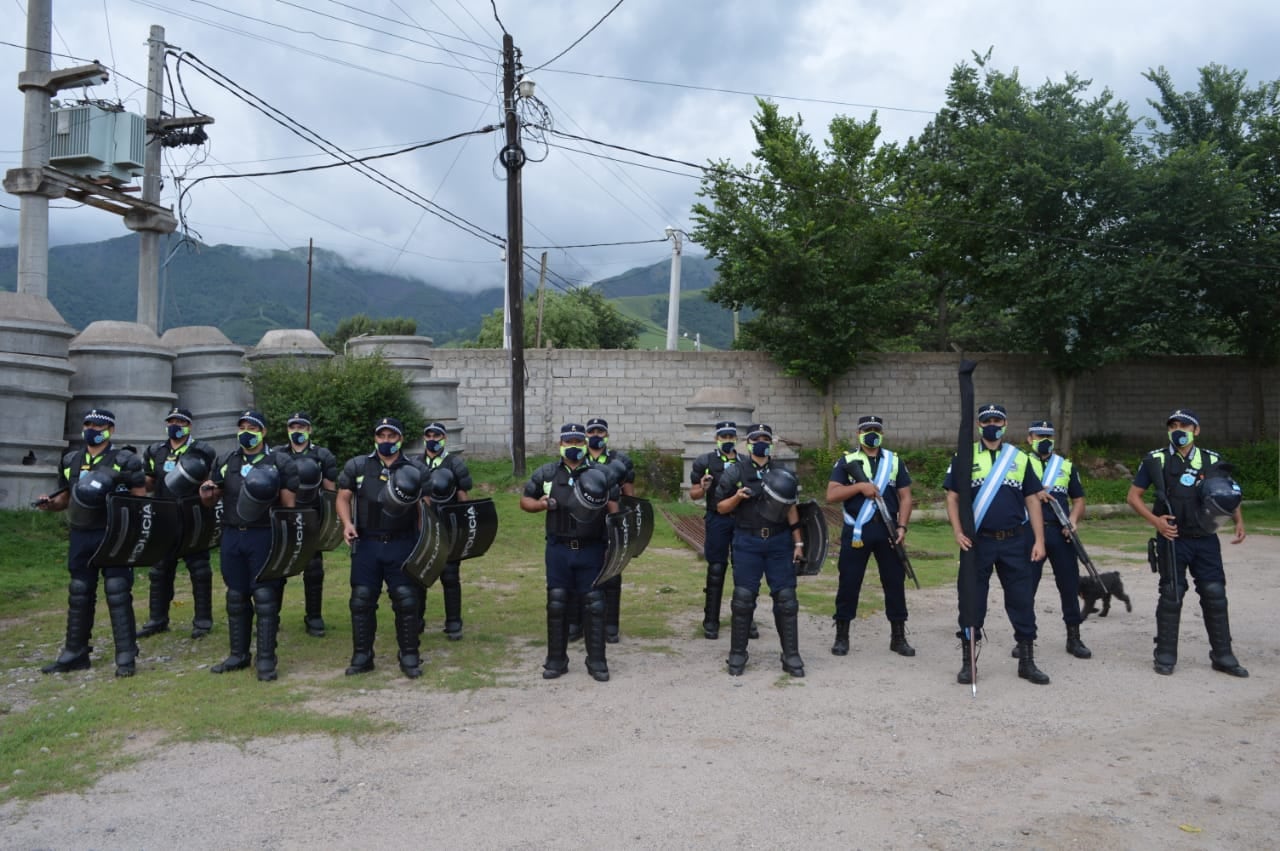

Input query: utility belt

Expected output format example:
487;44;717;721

549;535;603;550
225;522;270;532
978;527;1023;541
736;524;788;539
360;530;414;543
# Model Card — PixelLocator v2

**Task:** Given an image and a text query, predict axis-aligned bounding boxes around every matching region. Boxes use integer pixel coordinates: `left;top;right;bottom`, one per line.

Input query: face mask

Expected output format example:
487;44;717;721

859;431;882;449
167;424;189;441
1034;438;1054;456
981;424;1005;442
751;441;771;458
561;446;584;462
83;427;109;446
587;435;606;451
424;439;443;454
1169;429;1194;448
376;440;401;457
238;430;262;451
718;441;735;454
290;431;309;446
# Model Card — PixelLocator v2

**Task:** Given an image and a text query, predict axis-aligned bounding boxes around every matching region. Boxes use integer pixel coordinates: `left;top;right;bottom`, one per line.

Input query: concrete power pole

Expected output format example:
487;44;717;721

15;0;57;297
136;25;166;331
501;34;527;476
664;227;683;350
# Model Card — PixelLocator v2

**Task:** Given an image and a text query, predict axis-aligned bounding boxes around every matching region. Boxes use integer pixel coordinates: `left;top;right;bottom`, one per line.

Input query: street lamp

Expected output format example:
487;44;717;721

664;226;684;351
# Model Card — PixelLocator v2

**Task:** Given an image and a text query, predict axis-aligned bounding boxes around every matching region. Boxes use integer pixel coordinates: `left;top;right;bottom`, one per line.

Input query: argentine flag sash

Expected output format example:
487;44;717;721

843;450;895;546
1038;453;1064;491
972;444;1019;529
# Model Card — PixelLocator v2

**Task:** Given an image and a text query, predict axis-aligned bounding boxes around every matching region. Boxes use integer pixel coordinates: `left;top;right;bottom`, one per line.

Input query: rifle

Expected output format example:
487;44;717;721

1141;453;1179;598
844;456;920;589
1045;497;1103;586
956;360;980;698
30;485;69;508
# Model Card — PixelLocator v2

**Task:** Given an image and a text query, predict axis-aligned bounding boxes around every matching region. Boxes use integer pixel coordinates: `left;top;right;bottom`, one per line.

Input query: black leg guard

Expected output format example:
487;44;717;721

390;584;423;679
302;557;326;637
1200;582;1248;678
416;584;427;635
542;588;570;679
42;578;96;674
749;620;760;640
584;589;610;682
441;562;463;640
727;587;756;675
773;588;805;677
702;562;727;639
253;585;281;682
1016;640;1050;685
603;575;621;644
566;591;583;642
1065;623;1091;659
104;575;138;677
1153;589;1180;675
345;585;378;676
211;589;252;673
890;620;916;657
138;562;174;638
189;557;214;638
831;618;850;656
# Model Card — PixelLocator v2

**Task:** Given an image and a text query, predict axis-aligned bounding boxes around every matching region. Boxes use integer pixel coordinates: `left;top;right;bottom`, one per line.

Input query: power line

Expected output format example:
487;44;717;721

526;238;668;250
315;0;495;50
526;0;625;74
489;0;507;36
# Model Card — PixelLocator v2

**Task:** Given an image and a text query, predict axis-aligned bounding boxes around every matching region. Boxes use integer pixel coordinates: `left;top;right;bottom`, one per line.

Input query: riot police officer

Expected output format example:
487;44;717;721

139;406;219;639
335;417;430;679
584;416;634;644
520;423;620;682
714;423;806;678
1025;420;1092;659
944;403;1049;686
281;411;338;637
200;411;299;682
1126;408;1248;678
826;415;916;658
37;409;147;676
420;421;473;640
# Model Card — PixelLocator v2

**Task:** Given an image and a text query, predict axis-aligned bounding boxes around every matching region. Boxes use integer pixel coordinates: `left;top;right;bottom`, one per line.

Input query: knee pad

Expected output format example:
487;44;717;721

69;577;96;606
104;574;132;605
349;585;378;615
547;587;570;615
304;556;324;580
584;589;606;616
730;586;756;615
773;587;799;615
1200;581;1226;601
707;562;727;584
187;557;213;581
388;584;418;614
252;585;280;616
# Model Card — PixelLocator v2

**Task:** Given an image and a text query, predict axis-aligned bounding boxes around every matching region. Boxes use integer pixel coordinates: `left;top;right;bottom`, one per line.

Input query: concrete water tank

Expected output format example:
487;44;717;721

344;334;464;454
162;325;249;454
244;329;334;366
681;386;756;501
66;320;175;451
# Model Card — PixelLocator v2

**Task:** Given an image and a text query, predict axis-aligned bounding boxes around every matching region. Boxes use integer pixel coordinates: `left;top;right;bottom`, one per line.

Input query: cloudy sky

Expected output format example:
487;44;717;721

3;0;1277;294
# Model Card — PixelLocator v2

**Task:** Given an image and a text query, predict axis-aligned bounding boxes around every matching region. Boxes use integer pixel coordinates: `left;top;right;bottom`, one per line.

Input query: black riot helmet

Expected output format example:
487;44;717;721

236;463;281;522
597;458;630;489
380;464;422;516
67;467;117;528
428;467;457;504
293;455;323;504
758;467;800;524
1200;474;1242;520
569;466;611;525
164;451;211;498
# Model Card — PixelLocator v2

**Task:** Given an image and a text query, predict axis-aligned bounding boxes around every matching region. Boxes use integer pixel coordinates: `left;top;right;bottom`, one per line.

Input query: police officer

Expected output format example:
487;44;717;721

139;406;219;639
689;420;753;640
584;416;634;644
520;423;620;682
714;423;806;678
944;403;1049;685
826;415;916;658
1025;420;1092;659
200;410;299;682
420;420;473;640
335;417;429;679
281;411;338;638
1126;408;1248;678
37;409;147;676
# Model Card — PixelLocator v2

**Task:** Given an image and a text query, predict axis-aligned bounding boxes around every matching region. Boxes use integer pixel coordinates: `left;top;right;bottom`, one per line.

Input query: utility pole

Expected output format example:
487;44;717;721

306;237;313;330
136;24;166;331
15;0;52;298
501;34;527;476
535;251;547;349
664;226;684;350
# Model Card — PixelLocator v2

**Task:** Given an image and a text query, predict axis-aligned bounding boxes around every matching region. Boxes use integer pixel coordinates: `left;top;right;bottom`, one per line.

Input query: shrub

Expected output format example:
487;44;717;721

627;442;683;500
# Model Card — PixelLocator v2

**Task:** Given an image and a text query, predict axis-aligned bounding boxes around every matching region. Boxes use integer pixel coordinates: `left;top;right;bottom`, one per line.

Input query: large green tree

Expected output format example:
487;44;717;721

469;287;643;349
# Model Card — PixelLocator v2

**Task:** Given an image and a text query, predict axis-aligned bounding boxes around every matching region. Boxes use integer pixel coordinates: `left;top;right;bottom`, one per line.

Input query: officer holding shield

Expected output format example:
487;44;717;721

37;409;147;676
335;417;430;679
139;406;219;639
201;411;299;682
584;416;634;644
420;420;473;640
281;411;339;638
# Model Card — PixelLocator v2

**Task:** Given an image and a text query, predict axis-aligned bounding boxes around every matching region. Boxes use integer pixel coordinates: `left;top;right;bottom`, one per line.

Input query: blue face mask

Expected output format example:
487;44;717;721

290;431;309;446
1168;429;1193;448
561;446;585;463
376;440;401;457
587;435;607;451
1034;438;1054;456
981;424;1006;442
83;427;108;446
424;439;444;454
238;430;263;451
751;441;771;458
859;431;882;449
167;424;190;441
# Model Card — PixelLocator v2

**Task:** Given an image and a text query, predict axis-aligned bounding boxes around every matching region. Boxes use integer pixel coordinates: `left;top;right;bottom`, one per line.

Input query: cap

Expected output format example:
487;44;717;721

237;410;266;431
287;411;312;427
714;420;737;436
164;406;193;424
84;408;116;427
422;421;448;437
1028;420;1055;436
857;415;884;431
977;403;1008;422
745;423;773;440
1166;408;1200;427
585;417;609;433
560;422;587;440
374;416;404;437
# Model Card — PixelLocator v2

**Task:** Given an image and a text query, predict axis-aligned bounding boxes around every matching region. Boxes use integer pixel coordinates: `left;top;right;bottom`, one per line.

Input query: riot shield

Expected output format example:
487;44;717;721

91;494;184;568
314;490;344;552
794;500;829;576
438;498;499;562
401;502;452;589
620;495;654;560
174;496;222;558
593;511;632;587
255;507;323;583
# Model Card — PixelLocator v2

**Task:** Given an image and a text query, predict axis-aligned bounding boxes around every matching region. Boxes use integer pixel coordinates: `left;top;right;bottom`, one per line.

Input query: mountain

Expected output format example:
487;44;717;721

591;253;718;298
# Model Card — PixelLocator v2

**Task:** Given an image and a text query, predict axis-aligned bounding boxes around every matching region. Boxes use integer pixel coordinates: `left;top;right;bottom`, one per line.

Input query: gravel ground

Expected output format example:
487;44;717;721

3;533;1278;850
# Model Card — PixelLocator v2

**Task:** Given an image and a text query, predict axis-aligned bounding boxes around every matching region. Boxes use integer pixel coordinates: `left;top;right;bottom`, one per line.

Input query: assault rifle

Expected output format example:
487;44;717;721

846;456;919;588
1045;498;1103;586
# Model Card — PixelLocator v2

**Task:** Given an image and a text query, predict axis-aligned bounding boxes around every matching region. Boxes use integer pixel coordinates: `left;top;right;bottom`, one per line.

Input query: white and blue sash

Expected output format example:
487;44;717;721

973;444;1018;529
844;450;894;545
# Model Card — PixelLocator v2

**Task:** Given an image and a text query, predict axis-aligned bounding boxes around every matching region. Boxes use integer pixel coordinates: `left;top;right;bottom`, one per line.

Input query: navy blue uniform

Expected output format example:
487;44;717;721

210;448;300;596
1027;455;1086;626
714;459;797;595
829;450;913;623
337;453;428;593
523;460;614;595
422;450;475;639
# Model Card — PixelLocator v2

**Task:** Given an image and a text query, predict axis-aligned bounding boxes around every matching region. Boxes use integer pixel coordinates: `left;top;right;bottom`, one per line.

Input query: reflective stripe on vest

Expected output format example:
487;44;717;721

972;444;1020;529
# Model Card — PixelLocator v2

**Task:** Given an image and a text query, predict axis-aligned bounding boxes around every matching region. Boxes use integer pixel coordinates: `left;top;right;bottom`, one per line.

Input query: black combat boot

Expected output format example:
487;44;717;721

1016;640;1050;685
105;575;139;677
137;562;173;638
831;618;850;656
1065;623;1091;659
345;585;378;676
727;587;755;675
1201;582;1248;678
584;589;610;682
302;558;326;637
773;588;804;677
441;562;463;641
390;584;423;679
1152;591;1180;675
956;631;977;685
189;557;214;638
253;585;281;682
211;589;252;673
890;620;916;657
542;588;570;679
702;561;726;639
42;578;96;674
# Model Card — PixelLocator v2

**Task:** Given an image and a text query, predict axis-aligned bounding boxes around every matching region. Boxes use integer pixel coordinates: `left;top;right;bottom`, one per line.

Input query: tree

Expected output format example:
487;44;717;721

690;99;914;447
321;314;418;353
468;288;642;349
